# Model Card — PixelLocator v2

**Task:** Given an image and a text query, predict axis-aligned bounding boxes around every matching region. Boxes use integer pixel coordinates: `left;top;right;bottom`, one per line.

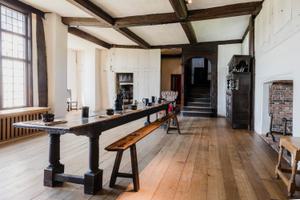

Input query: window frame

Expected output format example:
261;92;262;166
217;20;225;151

0;3;32;110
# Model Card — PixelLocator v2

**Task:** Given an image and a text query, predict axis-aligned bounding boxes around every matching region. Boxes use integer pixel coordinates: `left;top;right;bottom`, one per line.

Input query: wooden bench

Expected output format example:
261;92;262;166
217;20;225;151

105;113;179;191
275;136;300;197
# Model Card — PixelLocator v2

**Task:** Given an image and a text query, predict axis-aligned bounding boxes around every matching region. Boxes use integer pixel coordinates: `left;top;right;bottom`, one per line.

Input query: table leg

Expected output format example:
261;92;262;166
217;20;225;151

84;134;103;195
144;115;151;125
44;134;65;187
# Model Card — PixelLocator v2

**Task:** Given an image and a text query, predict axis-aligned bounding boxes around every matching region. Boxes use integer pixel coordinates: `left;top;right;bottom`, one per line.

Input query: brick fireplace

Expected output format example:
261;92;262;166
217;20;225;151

269;81;293;134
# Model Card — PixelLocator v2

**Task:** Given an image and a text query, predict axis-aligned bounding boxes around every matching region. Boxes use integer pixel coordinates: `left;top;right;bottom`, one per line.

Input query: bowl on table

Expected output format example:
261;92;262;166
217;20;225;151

106;109;114;116
41;113;55;122
130;104;137;110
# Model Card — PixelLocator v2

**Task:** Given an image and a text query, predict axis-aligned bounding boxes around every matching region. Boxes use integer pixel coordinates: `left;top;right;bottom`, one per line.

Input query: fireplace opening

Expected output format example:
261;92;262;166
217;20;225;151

262;80;293;152
269;81;293;136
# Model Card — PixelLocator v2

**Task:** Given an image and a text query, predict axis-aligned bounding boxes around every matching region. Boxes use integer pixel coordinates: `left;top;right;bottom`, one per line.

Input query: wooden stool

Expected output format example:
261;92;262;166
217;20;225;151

166;113;181;134
275;136;300;197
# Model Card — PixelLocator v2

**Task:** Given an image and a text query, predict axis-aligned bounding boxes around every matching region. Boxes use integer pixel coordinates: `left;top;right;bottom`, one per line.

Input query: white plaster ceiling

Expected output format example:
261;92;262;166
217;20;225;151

129;23;189;45
68;33;105;50
20;0;92;17
187;0;262;10
90;0;174;17
78;27;138;45
192;15;250;42
21;0;256;46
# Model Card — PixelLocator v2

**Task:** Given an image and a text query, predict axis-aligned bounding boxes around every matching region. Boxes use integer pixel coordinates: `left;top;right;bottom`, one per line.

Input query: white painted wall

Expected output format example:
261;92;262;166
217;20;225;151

98;48;161;109
217;44;242;116
67;49;79;102
44;13;68;117
67;34;105;112
254;0;300;135
241;32;250;55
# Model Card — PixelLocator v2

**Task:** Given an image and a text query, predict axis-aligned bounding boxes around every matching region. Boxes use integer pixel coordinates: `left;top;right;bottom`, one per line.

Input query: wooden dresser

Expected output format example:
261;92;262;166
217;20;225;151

226;55;252;129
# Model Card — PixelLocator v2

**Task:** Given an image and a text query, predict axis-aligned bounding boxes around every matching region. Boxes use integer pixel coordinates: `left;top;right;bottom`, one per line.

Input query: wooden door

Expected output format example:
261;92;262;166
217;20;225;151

171;74;181;104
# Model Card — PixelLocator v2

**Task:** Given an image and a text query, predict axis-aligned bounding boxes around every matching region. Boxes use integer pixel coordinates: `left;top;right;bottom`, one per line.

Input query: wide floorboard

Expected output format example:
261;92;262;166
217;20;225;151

0;117;294;200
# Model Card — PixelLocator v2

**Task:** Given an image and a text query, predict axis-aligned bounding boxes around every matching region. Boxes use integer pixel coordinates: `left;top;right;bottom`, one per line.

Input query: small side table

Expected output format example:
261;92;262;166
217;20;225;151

275;136;300;197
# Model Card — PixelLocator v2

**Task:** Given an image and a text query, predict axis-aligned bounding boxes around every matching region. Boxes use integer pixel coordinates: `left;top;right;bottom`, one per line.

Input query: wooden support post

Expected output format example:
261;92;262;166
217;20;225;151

44;134;65;187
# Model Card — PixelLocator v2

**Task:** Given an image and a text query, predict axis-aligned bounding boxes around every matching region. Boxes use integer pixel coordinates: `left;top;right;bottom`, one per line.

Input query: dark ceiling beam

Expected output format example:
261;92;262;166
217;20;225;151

180;21;197;44
242;25;250;42
68;27;112;49
66;0;150;49
115;13;179;27
66;0;114;25
151;39;243;49
62;17;110;27
0;0;45;17
187;2;261;21
62;2;262;28
168;0;188;20
169;0;197;44
113;39;242;49
112;44;142;49
114;27;150;49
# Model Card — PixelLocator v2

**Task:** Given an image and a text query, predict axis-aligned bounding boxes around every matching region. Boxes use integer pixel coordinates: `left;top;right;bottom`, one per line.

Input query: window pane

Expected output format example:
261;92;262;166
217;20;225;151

2;59;26;108
2;32;25;59
1;6;25;35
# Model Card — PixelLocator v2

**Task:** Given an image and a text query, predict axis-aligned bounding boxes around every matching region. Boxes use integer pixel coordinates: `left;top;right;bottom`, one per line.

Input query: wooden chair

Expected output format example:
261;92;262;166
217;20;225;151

105;113;178;191
66;89;78;111
275;136;300;197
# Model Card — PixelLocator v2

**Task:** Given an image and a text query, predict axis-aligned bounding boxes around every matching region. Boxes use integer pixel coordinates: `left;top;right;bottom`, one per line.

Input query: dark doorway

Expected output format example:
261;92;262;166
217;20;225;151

182;57;213;117
194;68;207;85
171;74;181;104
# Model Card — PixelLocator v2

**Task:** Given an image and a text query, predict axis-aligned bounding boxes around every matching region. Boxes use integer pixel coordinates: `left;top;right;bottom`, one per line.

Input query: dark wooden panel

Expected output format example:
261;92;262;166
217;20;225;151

226;56;252;129
36;16;48;107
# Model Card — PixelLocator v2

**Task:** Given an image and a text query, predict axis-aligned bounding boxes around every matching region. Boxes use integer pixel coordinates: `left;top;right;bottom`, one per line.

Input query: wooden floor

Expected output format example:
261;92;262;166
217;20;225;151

0;116;295;200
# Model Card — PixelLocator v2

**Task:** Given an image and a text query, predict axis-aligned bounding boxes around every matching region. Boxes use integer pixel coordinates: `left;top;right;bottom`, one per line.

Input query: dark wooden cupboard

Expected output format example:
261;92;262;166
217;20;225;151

226;55;252;129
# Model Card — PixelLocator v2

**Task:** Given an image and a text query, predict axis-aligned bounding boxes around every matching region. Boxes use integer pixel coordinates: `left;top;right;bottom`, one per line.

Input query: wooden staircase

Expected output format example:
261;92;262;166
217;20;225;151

182;85;214;117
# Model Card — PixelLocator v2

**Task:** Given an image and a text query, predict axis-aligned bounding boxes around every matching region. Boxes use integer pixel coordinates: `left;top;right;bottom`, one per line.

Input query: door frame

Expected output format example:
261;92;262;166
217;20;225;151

181;45;218;117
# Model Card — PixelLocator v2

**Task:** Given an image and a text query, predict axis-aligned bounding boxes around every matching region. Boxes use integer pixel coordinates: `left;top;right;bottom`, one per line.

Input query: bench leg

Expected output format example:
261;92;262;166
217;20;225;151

166;118;171;134
174;115;181;134
275;146;284;179
109;151;123;188
288;160;298;197
130;144;140;192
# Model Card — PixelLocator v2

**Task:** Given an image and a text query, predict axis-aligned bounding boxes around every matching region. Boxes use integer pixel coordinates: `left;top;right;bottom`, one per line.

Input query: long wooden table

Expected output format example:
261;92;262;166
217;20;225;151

13;103;169;195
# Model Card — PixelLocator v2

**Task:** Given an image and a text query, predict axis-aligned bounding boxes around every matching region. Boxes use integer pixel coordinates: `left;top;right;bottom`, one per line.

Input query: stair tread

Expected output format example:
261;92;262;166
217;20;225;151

182;110;214;114
184;106;213;109
187;102;211;104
